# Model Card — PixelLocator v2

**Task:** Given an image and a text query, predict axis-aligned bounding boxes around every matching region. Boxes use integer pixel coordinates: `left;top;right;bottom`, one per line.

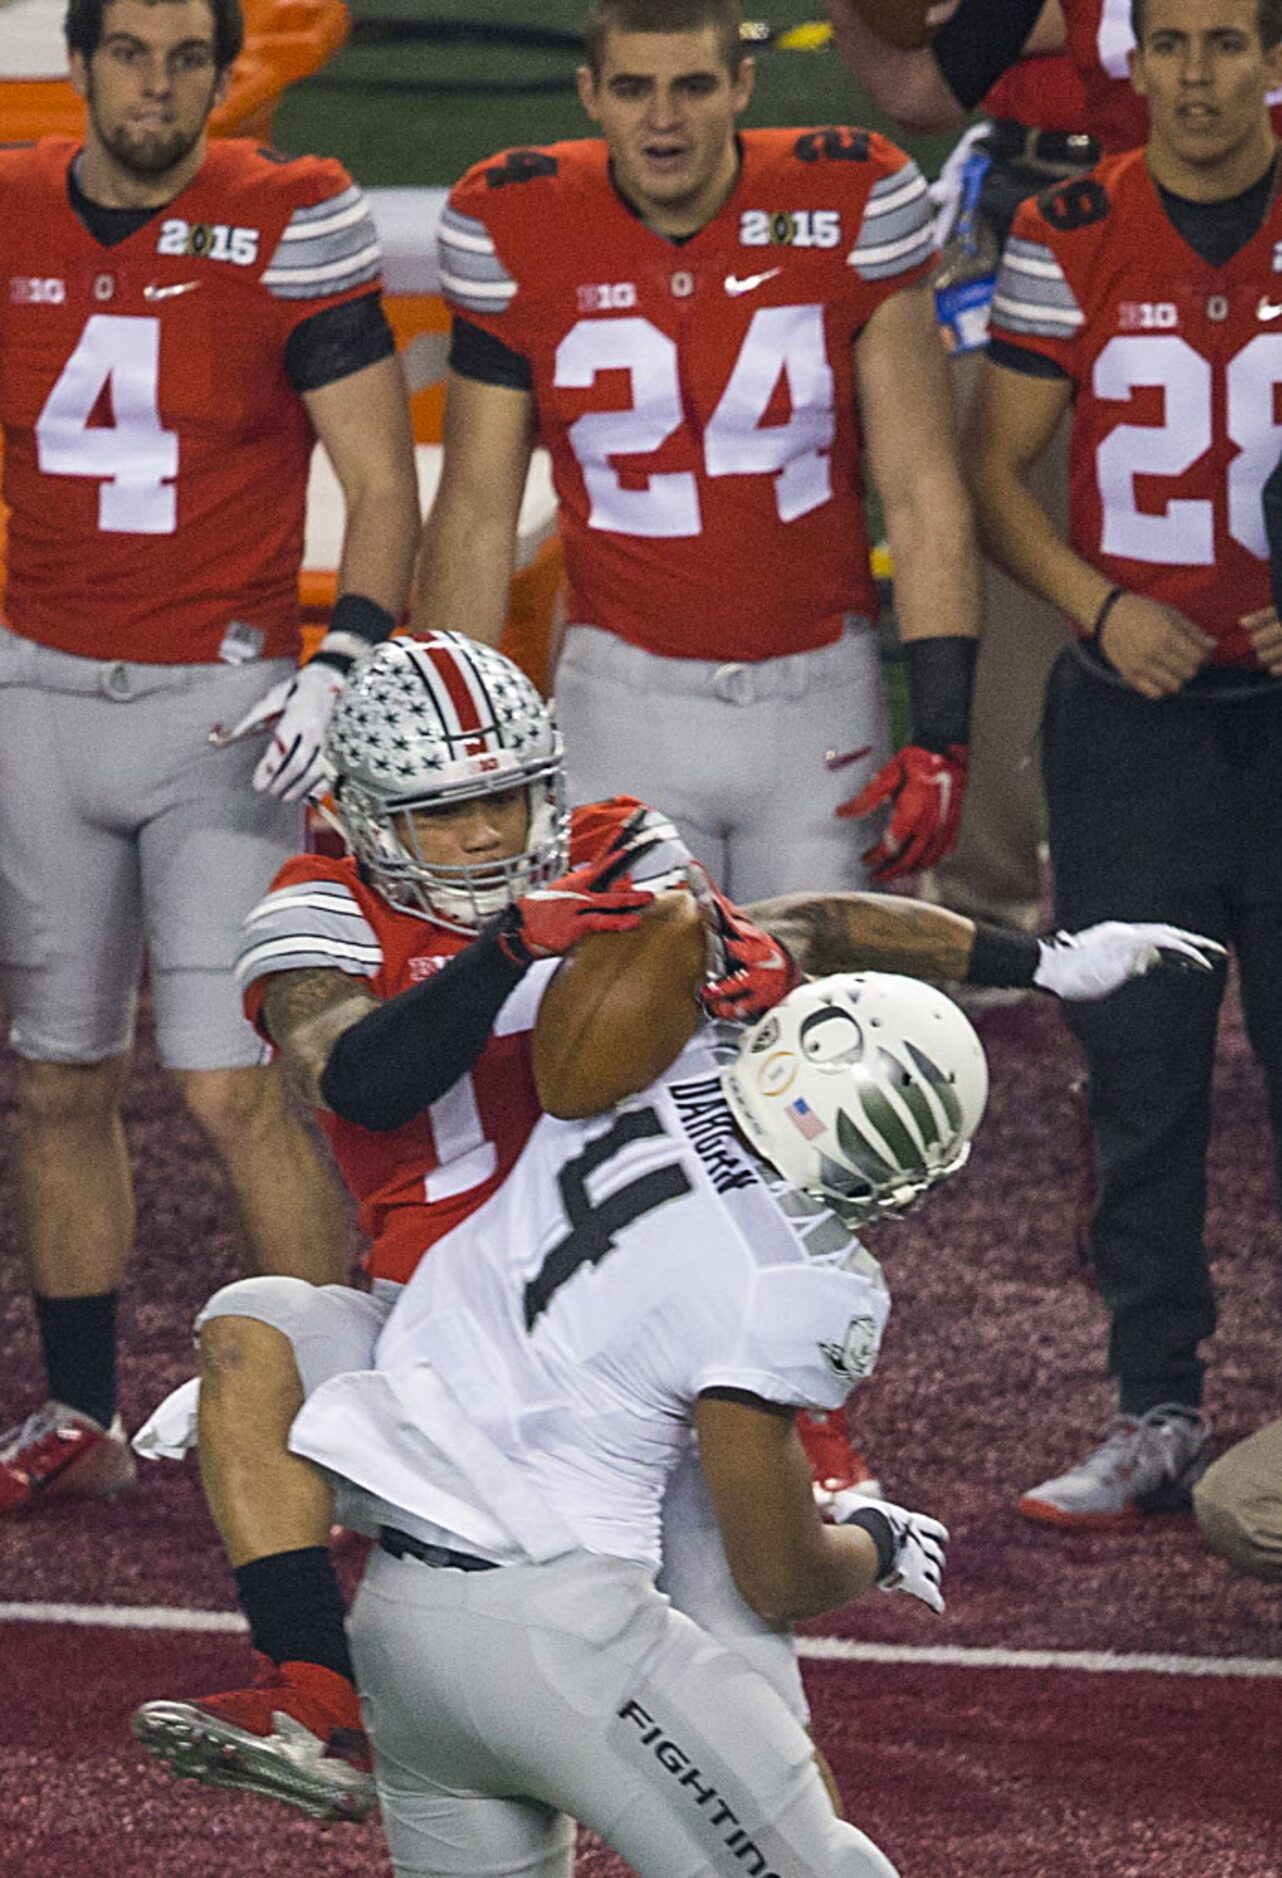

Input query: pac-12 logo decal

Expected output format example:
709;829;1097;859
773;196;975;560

156;220;260;266
818;1312;880;1384
740;209;842;249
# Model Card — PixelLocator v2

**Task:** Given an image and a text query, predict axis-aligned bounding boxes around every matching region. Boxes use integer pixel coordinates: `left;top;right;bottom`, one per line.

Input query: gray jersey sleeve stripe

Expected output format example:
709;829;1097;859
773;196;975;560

262;245;383;298
235;933;385;992
441;271;518;312
862;165;929;219
440;204;494;242
990;291;1084;335
288;183;363;225
439;243;515;287
243;884;375;928
276;199;372;243
439;219;501;259
849;160;934;282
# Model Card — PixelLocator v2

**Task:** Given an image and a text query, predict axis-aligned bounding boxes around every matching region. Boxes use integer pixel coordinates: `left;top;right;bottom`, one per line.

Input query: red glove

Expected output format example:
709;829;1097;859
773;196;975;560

836;743;969;884
690;868;802;1021
494;851;655;965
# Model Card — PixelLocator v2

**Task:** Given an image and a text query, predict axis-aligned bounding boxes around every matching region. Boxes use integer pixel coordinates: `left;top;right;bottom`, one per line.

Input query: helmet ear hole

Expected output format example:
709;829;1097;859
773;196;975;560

320;633;569;930
721;973;988;1226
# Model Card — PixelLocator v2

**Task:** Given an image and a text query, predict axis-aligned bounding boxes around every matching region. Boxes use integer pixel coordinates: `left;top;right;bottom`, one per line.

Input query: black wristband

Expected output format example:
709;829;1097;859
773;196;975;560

309;646;355;677
319;927;527;1131
330;593;397;645
903;636;978;755
1089;586;1125;644
840;1505;897;1582
966;922;1040;988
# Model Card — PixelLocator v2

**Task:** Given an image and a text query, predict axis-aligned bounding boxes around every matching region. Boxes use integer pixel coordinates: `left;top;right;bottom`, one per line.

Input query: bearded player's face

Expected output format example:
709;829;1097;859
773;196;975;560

577;27;754;235
71;0;226;182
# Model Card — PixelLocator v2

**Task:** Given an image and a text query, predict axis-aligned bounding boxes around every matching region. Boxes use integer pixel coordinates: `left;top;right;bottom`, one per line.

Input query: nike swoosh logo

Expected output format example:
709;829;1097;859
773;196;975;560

144;280;201;301
1258;295;1282;321
725;268;782;297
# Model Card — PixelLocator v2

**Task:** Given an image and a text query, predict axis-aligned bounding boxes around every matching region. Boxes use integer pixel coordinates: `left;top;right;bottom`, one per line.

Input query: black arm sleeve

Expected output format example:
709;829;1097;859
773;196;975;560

449;315;534;391
931;0;1047;110
319;926;527;1131
284;292;397;394
987;336;1070;379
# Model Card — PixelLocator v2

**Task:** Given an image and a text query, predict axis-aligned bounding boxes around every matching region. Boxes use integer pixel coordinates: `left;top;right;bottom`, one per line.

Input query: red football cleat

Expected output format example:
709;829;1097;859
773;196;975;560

131;1658;376;1823
798;1408;883;1504
0;1400;136;1514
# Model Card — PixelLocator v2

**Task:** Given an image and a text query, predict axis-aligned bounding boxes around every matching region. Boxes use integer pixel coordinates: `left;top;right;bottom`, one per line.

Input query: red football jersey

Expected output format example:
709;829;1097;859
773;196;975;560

1063;0;1282;151
982;53;1089;136
239;798;691;1284
990;150;1282;665
439;128;935;662
0;138;382;663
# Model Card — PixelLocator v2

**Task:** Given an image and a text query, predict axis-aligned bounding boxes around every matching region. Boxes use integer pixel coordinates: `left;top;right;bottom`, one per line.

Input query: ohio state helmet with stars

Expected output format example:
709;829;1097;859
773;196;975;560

321;633;569;930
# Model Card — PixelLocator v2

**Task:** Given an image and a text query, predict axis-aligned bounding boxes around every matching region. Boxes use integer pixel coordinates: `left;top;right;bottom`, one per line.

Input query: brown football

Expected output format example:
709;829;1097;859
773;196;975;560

843;0;939;51
533;889;708;1120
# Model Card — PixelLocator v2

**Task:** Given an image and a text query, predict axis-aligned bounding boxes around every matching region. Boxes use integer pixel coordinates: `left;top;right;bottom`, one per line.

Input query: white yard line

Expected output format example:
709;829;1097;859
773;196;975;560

3;1601;1279;1678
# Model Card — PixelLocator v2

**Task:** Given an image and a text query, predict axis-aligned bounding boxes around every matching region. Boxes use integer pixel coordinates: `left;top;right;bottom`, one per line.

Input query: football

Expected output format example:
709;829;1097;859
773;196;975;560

841;0;941;51
533;888;709;1120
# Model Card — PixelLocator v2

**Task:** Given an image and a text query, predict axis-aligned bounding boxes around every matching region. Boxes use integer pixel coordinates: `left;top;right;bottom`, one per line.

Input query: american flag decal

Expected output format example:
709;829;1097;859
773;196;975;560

788;1098;825;1141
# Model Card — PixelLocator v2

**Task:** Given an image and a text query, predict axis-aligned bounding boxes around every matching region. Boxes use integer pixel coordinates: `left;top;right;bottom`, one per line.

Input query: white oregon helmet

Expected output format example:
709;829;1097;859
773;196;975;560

721;972;988;1225
321;632;569;930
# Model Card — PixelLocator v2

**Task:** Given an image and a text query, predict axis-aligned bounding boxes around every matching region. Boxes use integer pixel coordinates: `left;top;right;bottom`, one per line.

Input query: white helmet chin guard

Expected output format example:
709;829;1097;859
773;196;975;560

721;973;988;1225
321;633;569;931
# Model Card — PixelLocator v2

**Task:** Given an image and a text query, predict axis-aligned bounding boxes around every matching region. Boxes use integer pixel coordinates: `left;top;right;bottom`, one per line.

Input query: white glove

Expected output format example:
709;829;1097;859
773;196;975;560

214;660;345;802
1032;922;1227;1001
834;1490;950;1615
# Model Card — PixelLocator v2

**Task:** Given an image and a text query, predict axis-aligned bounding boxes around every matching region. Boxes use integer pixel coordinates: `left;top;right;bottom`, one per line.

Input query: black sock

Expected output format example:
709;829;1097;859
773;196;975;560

34;1292;118;1428
234;1546;355;1684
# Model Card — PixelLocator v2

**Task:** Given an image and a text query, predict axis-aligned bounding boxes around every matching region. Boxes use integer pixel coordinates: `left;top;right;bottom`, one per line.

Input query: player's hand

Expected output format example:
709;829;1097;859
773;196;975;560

1240;606;1282;676
213;661;345;802
1032;922;1227;1000
834;1491;950;1615
687;865;802;1021
493;851;656;966
1097;594;1214;698
836;743;969;883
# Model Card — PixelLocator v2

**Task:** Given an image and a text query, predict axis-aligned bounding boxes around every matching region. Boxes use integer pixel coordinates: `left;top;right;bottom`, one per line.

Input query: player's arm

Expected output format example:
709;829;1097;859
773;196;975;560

411;369;537;647
259;969;381;1110
965;357;1213;698
741;890;1225;1000
696;1394;947;1622
695;1394;882;1621
825;0;1057;132
303;352;421;623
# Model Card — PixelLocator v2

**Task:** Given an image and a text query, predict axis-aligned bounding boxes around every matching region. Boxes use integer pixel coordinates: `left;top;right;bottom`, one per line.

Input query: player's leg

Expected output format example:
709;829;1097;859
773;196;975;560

132;1277;392;1820
0;655;146;1509
1021;654;1222;1526
349;1546;898;1878
141;660;350;1286
728;618;892;903
1194;1418;1282;1581
555;625;731;881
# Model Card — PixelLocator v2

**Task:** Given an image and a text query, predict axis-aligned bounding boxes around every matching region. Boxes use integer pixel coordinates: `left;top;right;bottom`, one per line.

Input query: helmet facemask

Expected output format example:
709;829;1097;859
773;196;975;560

721;973;988;1227
322;634;570;932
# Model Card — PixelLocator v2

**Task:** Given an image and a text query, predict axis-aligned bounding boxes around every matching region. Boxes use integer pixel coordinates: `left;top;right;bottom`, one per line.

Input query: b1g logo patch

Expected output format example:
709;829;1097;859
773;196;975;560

156;219;260;266
577;281;637;312
10;276;66;304
1119;302;1179;331
740;208;842;250
818;1312;880;1385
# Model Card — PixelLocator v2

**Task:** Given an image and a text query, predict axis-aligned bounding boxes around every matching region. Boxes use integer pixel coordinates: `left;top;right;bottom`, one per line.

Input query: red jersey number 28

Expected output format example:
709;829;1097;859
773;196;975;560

34;314;179;535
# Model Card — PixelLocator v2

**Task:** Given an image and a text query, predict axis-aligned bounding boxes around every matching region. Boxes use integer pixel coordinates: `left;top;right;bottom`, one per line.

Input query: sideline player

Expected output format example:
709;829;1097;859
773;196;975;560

965;0;1282;1525
414;0;981;903
0;0;420;1513
128;634;1223;1822
278;973;984;1878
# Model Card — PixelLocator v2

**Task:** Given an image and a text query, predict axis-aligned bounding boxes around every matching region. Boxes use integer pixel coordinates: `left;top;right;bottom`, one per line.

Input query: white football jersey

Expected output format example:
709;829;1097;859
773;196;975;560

290;1024;890;1570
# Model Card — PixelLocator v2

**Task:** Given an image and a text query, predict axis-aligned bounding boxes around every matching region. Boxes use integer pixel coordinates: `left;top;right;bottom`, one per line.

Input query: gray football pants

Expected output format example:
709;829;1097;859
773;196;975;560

349;1546;898;1878
198;1276;808;1717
